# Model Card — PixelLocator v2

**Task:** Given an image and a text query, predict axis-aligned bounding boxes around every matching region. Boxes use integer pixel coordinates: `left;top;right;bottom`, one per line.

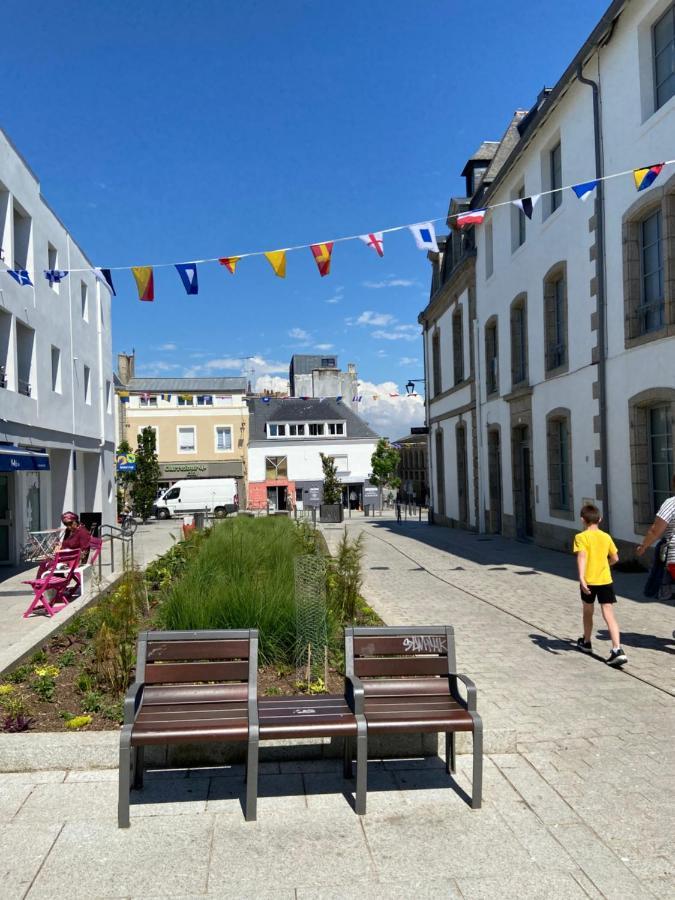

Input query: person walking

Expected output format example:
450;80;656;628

573;504;627;667
636;475;675;584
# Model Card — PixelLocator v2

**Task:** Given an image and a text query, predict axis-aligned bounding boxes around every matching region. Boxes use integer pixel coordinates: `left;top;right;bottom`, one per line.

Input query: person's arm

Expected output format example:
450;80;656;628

636;516;668;555
576;551;591;594
609;552;619;566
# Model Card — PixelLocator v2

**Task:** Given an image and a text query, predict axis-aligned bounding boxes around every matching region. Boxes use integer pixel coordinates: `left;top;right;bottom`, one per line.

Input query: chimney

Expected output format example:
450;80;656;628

347;363;356;374
117;352;135;384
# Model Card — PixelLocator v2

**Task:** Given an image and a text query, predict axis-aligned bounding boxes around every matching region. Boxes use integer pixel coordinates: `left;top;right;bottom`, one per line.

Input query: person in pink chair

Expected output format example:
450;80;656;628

59;512;91;564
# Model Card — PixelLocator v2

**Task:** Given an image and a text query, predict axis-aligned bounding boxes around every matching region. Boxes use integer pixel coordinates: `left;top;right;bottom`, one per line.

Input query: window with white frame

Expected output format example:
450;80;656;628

139;395;158;407
105;380;111;413
178;426;196;453
81;282;89;321
288;423;306;436
512;184;526;250
485;220;494;278
548;142;563;215
308;423;325;436
267;423;287;437
328;422;345;435
215;426;232;451
51;346;61;393
331;455;349;473
654;5;675;111
83;365;91;404
178;395;194;406
197;395;213;406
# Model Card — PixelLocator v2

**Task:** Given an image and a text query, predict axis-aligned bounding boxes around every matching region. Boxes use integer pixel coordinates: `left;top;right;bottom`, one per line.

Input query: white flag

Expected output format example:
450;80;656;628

408;222;438;252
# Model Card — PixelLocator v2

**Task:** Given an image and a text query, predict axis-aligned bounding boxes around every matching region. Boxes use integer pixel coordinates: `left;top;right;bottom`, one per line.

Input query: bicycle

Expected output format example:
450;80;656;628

120;511;138;536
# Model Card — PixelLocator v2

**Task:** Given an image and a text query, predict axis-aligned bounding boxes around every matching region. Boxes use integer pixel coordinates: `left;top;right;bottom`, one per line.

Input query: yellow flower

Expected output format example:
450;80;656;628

0;684;14;695
33;665;59;679
65;715;92;729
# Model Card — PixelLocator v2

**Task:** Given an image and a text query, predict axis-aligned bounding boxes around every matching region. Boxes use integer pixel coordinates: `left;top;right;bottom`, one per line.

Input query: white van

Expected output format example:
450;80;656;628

153;478;238;519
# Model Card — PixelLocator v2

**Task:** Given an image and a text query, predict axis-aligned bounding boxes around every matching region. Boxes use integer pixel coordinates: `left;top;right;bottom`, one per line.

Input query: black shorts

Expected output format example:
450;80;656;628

581;584;616;604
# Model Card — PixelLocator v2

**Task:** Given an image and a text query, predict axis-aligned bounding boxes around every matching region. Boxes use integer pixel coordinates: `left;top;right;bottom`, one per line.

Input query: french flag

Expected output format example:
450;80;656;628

455;208;487;228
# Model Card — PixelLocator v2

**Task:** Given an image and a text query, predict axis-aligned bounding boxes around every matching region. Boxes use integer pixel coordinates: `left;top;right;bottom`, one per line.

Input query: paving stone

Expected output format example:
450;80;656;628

27;816;213;899
456;870;589;898
0;823;61;900
206;772;306;816
0;769;66;784
0;780;34;822
295;880;463;899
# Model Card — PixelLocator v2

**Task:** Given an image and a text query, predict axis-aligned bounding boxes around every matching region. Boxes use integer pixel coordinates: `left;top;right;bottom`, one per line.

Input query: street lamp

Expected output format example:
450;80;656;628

405;378;425;395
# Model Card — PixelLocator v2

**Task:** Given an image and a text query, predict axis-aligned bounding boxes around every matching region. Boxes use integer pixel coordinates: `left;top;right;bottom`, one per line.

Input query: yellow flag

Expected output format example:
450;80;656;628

131;266;154;301
265;250;286;278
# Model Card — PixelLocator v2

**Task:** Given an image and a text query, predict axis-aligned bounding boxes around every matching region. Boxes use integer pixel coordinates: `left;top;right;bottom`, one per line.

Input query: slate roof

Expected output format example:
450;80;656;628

480;111;530;185
248;397;379;442
121;377;247;393
460;141;499;176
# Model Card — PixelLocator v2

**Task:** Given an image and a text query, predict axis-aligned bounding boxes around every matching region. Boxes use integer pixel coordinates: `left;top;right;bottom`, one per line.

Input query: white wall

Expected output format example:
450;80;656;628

248;438;377;483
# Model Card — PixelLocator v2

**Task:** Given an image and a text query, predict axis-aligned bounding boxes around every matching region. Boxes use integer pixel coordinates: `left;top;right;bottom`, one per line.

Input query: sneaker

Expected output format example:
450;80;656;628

607;647;628;667
576;638;593;654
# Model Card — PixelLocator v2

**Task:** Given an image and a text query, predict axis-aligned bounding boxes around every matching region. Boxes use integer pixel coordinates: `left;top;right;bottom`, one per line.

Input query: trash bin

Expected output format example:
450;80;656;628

182;515;195;539
193;512;206;531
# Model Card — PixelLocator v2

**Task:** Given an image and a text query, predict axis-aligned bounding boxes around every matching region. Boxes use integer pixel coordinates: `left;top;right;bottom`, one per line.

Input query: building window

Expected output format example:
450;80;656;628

197;395;213;406
456;423;469;524
48;244;59;292
331;455;349;473
649;404;673;512
485;220;494;278
485;317;499;396
51;346;61;393
215;426;232;451
16;320;35;397
452;307;464;385
547;410;573;516
510;295;528;387
178;426;196;453
139;395;158;407
639;210;664;334
178;395;194;406
434;429;445;517
289;423;305;436
654;5;675;111
308;423;325;436
81;282;89;322
83;365;91;404
328;422;345;435
432;330;442;396
105;380;111;413
512;185;526;250
321;357;336;367
265;456;288;480
12;202;31;270
549;142;563;214
543;264;568;373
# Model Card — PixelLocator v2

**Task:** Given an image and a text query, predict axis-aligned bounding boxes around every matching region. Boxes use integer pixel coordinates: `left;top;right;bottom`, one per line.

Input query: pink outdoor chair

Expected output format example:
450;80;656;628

88;536;103;567
22;549;81;618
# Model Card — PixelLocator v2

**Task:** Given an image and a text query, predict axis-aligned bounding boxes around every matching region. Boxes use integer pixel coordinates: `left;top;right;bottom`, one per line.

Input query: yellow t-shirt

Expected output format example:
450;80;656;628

573;530;618;585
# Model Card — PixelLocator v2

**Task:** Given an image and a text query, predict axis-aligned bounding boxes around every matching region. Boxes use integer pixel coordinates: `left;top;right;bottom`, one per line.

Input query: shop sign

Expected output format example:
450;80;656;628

116;451;136;473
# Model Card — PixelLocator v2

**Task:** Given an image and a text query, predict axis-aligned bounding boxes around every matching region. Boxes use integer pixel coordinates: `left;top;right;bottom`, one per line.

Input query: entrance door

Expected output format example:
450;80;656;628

513;426;534;539
487;430;502;533
0;474;13;565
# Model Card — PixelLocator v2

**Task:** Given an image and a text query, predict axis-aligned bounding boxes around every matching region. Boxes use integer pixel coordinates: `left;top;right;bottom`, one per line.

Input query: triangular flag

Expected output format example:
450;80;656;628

408;222;439;251
94;268;116;296
265;250;286;278
175;262;199;295
512;195;540;219
571;180;598;201
633;163;664;192
310;242;333;277
455;209;487;228
44;269;69;285
131;266;154;301
7;269;32;286
359;232;384;257
218;257;240;274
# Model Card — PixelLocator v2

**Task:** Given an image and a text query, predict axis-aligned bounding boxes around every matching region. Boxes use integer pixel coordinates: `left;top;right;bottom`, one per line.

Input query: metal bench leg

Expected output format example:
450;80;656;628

118;726;132;828
245;738;259;822
133;746;145;789
445;731;456;774
355;720;367;815
343;736;353;779
471;714;483;810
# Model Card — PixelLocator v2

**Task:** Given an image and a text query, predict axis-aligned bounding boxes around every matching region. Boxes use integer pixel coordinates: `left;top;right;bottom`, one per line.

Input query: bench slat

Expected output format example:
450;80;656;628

353;635;448;657
144;660;249;684
146;639;250;661
355;656;448;678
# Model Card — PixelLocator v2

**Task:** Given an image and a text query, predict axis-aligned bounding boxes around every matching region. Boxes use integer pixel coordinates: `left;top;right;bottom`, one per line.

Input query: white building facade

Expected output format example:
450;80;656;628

0;129;115;565
424;0;675;555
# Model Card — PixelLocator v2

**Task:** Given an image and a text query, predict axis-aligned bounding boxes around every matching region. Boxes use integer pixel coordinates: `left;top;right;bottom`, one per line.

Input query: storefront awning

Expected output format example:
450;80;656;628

0;445;50;472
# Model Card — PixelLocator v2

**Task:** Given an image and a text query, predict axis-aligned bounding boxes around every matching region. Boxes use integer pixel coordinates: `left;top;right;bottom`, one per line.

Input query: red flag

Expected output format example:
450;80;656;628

218;257;240;274
310;242;334;277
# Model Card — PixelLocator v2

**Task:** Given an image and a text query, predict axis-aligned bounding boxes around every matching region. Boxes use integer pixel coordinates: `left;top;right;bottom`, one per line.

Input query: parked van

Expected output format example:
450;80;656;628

153;478;238;519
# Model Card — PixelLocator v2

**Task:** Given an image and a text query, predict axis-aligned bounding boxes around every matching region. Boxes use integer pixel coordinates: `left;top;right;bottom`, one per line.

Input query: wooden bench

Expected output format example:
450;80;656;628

345;625;482;810
118;629;259;827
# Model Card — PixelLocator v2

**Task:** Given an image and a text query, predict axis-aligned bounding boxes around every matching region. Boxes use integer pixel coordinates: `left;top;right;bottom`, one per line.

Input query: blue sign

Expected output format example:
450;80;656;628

117;452;136;473
0;448;50;472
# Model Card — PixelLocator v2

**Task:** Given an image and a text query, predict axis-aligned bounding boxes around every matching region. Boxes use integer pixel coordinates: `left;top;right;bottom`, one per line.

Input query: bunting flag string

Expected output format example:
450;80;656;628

1;160;671;297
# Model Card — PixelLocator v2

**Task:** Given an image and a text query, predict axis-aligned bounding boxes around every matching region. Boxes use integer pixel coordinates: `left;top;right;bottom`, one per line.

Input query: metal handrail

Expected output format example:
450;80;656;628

99;523;135;574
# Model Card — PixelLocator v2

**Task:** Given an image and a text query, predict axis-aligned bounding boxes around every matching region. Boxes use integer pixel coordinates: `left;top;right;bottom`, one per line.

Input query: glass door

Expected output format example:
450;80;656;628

0;474;12;565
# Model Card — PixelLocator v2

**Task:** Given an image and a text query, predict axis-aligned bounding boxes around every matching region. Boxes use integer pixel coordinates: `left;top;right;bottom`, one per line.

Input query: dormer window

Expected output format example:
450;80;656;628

328;422;345;436
267;423;287;437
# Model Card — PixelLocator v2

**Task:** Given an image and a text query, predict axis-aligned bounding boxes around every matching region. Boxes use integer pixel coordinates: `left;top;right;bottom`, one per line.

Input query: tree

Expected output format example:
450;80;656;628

320;453;342;505
369;439;401;505
115;439;137;516
132;427;160;522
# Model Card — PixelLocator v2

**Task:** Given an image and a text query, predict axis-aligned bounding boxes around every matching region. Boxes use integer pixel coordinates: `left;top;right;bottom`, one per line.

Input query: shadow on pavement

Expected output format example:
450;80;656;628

596;629;675;654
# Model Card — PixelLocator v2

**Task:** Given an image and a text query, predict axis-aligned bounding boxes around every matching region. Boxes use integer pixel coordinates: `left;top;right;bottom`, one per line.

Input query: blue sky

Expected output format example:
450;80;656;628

3;0;608;434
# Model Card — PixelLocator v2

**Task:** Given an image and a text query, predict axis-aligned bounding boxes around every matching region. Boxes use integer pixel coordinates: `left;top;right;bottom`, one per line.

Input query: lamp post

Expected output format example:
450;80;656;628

405;378;425;395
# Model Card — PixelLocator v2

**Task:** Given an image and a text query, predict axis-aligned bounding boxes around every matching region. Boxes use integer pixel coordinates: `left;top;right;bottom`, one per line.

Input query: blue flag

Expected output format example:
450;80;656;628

175;263;199;295
44;269;69;285
571;180;598;201
7;269;32;286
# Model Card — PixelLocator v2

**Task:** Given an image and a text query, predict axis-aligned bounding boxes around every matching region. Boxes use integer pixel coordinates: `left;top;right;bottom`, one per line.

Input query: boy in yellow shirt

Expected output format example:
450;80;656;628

573;504;627;667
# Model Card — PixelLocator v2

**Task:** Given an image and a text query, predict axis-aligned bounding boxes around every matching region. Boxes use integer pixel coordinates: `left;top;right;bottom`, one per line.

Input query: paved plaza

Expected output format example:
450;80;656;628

0;516;673;898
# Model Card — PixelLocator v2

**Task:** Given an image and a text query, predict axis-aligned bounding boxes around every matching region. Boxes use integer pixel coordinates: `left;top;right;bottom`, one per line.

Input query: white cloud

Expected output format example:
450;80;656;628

157;342;177;351
314;343;334;351
325;286;344;304
183;355;288;377
256;375;289;394
289;327;311;341
399;356;419;366
363;278;417;289
376;350;388;358
356;380;425;440
356;310;395;327
136;360;182;375
372;327;420;342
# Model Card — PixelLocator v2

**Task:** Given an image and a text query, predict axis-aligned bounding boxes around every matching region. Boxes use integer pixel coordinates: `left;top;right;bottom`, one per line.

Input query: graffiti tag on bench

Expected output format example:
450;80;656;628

402;636;447;654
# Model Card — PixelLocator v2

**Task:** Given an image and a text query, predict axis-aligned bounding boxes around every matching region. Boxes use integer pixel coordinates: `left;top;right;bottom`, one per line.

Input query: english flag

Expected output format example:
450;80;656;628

359;232;384;257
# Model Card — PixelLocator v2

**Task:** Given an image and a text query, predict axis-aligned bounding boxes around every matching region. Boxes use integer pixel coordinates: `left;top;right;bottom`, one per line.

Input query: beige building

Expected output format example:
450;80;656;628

115;354;248;496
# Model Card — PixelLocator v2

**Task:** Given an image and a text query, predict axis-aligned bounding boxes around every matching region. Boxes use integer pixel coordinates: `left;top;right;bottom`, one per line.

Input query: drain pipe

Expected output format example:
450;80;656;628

577;62;610;530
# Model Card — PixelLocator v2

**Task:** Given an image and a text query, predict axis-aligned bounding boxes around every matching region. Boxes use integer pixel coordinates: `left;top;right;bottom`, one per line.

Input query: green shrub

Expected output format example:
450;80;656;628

4;664;31;684
82;691;104;713
158;518;308;664
58;650;76;669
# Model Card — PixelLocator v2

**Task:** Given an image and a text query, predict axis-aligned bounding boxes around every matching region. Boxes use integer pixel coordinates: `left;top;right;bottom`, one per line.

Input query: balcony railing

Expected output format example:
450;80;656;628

18;378;31;397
